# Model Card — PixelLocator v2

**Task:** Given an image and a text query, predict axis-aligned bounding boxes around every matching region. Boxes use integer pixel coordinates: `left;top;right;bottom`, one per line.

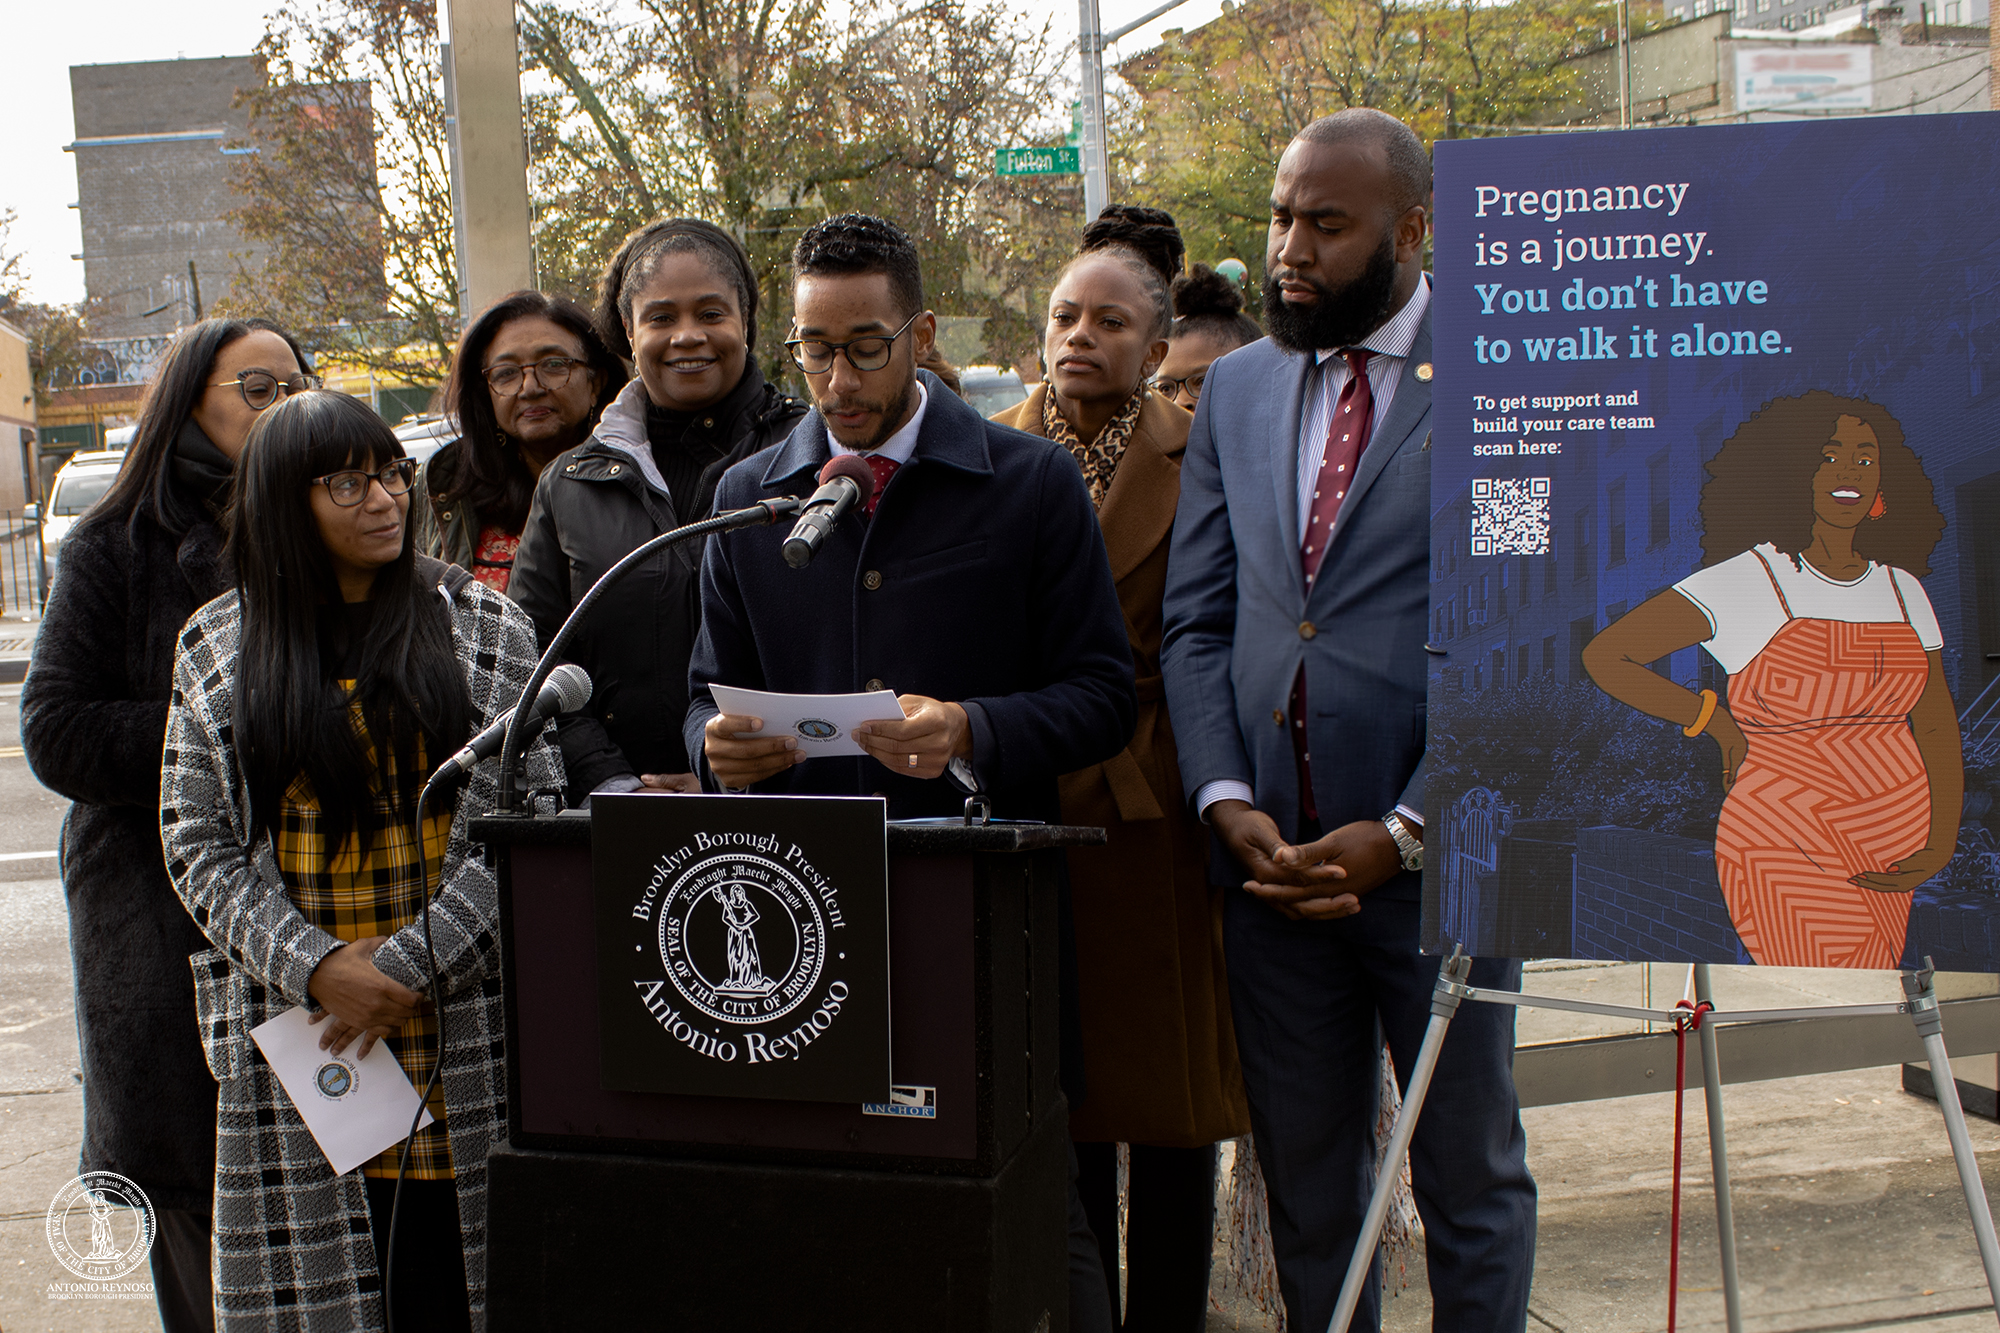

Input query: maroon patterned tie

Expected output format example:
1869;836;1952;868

1301;350;1374;585
860;454;900;515
1291;351;1374;825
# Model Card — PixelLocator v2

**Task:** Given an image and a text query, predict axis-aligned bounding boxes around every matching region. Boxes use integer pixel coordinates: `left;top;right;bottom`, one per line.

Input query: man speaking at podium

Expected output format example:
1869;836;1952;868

685;212;1135;824
683;212;1136;1332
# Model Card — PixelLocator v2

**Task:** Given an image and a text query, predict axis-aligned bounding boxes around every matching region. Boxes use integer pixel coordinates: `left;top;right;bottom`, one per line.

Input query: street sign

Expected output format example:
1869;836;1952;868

995;146;1080;176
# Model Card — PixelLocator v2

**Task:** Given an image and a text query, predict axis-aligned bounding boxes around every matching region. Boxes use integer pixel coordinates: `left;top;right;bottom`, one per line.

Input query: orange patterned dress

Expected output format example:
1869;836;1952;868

1712;551;1932;968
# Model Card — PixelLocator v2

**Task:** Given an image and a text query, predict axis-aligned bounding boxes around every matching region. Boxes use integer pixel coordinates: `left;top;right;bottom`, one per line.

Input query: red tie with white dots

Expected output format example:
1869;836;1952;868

861;454;900;515
1291;350;1374;826
1302;350;1374;584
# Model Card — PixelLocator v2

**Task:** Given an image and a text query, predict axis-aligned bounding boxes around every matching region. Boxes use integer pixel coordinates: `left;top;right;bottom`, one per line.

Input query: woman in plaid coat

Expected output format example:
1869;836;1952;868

161;392;561;1331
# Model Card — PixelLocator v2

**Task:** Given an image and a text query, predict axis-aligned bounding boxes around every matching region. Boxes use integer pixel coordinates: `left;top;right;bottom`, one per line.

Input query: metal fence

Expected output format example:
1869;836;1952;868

0;510;48;617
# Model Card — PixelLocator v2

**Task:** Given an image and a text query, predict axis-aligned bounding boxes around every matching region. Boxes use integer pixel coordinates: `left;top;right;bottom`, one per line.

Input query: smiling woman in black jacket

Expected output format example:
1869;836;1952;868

20;316;312;1333
509;218;805;801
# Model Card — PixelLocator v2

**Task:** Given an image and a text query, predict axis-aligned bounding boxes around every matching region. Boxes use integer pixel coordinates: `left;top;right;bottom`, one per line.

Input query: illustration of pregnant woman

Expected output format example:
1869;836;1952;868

1582;391;1962;968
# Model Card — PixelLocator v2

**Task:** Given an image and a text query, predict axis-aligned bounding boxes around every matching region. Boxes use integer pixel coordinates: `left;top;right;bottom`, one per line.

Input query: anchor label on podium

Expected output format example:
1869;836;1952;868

594;794;892;1103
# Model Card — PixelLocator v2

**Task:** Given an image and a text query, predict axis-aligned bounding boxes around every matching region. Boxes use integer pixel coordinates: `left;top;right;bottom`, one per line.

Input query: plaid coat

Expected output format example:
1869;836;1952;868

161;562;562;1331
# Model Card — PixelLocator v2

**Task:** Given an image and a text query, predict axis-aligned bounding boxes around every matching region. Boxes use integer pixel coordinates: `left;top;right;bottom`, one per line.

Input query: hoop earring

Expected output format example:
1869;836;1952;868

1868;492;1887;520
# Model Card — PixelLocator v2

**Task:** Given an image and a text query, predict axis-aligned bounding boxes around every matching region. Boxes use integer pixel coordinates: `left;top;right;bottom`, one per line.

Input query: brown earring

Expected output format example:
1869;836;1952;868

1868;492;1887;520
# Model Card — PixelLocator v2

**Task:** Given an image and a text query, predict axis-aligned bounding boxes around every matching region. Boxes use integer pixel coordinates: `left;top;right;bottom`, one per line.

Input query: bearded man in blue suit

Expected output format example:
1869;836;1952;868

1161;109;1537;1332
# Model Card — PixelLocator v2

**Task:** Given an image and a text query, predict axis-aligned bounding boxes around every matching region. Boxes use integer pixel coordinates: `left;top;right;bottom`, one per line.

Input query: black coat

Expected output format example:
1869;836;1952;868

20;506;229;1212
685;371;1138;821
511;367;805;798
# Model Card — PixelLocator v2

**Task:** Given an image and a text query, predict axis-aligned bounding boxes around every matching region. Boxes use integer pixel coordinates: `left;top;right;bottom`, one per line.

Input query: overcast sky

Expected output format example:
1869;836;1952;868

2;0;1225;306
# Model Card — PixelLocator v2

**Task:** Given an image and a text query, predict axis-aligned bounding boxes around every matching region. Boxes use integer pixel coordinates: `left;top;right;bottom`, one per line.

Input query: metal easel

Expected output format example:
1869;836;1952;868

1326;951;2000;1333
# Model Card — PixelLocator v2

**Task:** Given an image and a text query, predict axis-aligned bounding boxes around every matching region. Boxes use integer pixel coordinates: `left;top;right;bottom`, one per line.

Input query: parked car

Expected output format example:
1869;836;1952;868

34;449;127;587
956;366;1028;419
395;414;458;466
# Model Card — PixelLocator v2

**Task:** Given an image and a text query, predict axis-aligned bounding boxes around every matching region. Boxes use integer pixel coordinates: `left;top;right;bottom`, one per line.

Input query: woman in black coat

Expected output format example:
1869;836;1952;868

20;317;314;1333
510;218;805;801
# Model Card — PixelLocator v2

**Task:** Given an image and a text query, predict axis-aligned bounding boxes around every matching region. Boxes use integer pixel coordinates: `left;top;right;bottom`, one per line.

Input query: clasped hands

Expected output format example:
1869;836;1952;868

703;694;971;788
1208;799;1408;921
306;937;426;1060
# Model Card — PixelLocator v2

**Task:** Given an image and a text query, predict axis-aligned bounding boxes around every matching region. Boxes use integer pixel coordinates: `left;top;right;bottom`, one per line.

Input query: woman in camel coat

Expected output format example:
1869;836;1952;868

992;204;1248;1331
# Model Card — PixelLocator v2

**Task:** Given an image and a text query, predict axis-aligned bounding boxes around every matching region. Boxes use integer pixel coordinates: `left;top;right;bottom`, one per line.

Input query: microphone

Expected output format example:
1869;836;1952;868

782;455;877;569
437;663;591;781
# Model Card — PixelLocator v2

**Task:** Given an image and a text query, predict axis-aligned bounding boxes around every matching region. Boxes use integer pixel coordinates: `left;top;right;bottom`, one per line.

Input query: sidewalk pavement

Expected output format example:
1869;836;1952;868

1207;962;2000;1333
0;610;37;684
4;868;1997;1331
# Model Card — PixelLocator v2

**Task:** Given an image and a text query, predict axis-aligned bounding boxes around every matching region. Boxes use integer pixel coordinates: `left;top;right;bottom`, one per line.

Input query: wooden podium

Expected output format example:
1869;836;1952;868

472;810;1104;1332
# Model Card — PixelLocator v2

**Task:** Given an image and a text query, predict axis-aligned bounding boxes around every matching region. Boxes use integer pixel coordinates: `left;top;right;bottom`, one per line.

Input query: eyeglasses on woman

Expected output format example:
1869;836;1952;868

211;371;322;410
483;356;584;396
312;458;418;507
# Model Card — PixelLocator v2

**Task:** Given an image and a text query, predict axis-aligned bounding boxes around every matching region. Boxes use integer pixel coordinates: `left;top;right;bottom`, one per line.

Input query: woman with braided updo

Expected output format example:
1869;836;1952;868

993;204;1251;1330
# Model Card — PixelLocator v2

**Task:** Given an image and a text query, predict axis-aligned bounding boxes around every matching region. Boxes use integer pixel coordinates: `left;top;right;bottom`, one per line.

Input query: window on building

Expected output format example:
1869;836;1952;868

1945;0;1963;20
1757;0;1771;13
1545;538;1558;594
1606;600;1628;624
1543;634;1558;674
1519;557;1532;608
1607;480;1627;567
1518;643;1531;683
1573;510;1592;582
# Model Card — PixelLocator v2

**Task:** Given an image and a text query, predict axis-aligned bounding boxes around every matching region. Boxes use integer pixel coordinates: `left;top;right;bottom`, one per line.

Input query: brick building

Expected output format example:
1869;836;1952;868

66;56;270;340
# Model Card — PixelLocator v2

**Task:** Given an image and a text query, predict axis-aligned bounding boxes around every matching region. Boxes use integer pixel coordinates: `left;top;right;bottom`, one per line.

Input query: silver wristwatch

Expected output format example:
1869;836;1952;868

1382;810;1423;872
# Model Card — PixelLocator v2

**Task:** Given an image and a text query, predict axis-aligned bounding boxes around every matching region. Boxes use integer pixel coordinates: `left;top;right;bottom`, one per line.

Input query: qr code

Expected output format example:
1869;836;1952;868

1470;477;1551;555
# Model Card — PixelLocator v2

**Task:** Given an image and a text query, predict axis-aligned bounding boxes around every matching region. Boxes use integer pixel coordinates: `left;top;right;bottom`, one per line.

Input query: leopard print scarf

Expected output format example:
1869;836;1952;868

1043;385;1145;511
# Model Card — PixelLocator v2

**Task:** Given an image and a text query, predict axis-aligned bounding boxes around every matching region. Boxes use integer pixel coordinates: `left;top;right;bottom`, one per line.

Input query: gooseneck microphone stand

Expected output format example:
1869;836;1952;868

490;496;802;813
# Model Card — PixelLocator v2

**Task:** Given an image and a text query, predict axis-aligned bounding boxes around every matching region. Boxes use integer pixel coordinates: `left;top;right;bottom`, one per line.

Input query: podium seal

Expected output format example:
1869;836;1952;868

658;851;828;1026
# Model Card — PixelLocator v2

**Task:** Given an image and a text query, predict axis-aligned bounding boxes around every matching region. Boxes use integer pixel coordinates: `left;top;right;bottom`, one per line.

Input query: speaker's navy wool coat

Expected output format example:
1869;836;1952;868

685;370;1138;823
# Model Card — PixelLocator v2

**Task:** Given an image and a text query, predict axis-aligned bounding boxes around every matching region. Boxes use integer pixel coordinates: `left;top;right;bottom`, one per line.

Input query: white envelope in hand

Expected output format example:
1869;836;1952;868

249;1006;436;1176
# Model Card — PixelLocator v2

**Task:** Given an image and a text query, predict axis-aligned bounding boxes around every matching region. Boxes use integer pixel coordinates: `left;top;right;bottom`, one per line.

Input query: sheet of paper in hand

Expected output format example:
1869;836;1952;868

249;1006;435;1175
710;684;904;759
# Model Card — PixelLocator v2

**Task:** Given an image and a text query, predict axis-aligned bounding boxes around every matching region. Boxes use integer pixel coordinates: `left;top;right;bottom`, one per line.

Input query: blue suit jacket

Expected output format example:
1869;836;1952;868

1161;314;1432;899
685;372;1138;822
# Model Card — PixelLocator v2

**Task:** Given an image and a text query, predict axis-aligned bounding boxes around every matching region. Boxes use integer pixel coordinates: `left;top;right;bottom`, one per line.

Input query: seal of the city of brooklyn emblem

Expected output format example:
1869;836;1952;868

657;851;827;1026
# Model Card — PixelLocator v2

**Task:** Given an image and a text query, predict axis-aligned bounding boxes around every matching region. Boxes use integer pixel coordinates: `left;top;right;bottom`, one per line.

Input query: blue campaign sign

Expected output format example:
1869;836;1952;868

1424;114;2000;968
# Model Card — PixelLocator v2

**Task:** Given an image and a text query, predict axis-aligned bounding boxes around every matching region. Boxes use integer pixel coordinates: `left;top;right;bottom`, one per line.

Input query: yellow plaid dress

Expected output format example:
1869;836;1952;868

273;689;454;1180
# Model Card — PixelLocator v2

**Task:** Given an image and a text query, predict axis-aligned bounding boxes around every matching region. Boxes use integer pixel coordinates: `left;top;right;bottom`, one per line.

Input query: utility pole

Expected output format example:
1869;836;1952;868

1078;0;1193;219
1078;0;1109;218
442;0;534;324
1618;0;1633;128
186;260;202;321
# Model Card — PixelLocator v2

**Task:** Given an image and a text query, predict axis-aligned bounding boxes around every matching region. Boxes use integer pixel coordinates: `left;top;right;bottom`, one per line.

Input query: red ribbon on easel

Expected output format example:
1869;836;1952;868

1668;998;1714;1332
